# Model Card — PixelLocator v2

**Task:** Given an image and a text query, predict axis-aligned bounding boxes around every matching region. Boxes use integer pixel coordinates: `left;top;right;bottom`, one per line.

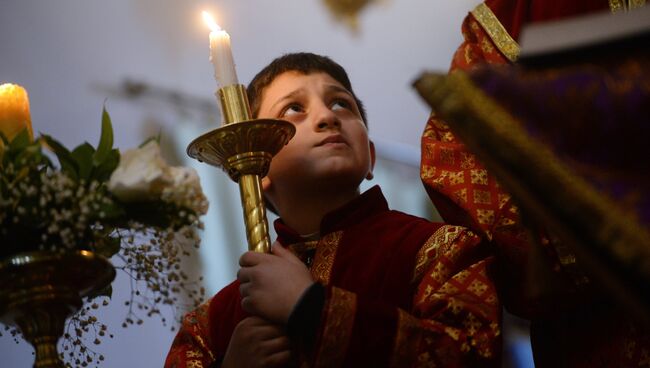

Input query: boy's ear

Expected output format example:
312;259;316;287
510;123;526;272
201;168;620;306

366;141;376;180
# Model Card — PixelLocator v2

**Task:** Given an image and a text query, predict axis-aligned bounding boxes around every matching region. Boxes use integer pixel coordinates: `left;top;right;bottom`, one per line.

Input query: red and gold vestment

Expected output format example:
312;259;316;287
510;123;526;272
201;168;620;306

165;186;501;367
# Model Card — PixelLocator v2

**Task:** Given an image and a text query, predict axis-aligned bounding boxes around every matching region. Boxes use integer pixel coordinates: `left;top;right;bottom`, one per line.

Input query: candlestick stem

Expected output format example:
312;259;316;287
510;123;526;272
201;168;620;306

217;85;252;124
238;174;271;253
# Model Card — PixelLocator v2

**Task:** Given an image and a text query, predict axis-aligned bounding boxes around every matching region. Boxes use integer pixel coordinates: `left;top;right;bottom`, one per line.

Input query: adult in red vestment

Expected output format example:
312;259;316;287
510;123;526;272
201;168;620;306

420;1;650;366
166;186;500;367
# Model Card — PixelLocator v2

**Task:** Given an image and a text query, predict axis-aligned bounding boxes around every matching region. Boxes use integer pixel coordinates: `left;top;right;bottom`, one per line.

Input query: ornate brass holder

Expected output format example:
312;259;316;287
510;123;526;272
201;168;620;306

187;84;295;253
0;250;116;368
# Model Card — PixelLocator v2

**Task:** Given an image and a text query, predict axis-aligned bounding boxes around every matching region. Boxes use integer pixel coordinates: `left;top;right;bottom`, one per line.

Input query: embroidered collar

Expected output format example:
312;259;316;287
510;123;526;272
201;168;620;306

274;185;389;245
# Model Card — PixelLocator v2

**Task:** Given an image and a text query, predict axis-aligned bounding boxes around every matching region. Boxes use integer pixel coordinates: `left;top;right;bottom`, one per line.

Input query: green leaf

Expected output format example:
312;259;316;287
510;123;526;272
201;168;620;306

41;134;79;180
8;128;31;151
0;131;9;145
96;198;125;220
71;142;95;181
138;132;161;148
93;148;120;182
93;107;114;166
13;144;45;169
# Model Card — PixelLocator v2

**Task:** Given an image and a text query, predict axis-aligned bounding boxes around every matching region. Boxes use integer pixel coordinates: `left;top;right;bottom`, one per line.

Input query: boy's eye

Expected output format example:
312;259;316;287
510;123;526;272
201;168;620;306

331;99;351;111
281;104;304;117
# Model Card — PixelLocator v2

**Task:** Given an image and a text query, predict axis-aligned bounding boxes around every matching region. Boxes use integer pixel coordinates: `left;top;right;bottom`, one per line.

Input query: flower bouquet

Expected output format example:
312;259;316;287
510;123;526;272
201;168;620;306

0;83;208;366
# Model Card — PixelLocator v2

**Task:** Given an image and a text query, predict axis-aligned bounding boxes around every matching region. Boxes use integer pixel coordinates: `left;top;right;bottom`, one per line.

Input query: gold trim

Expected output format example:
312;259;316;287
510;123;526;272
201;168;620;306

185;302;216;364
314;287;356;368
610;0;646;12
470;3;520;62
311;231;342;284
412;225;466;283
629;0;646;9
389;309;421;368
609;0;626;12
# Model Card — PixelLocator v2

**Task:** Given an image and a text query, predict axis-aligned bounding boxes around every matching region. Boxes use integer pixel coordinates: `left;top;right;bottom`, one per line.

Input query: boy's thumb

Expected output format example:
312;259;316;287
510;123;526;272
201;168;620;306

271;241;287;255
271;242;299;262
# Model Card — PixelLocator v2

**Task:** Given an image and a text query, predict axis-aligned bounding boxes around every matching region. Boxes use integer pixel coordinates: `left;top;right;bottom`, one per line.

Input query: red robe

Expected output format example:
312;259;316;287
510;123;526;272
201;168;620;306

420;1;650;366
165;186;501;367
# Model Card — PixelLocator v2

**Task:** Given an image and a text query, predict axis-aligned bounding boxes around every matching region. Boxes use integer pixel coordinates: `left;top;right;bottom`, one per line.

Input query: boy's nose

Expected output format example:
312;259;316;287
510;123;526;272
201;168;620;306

316;118;341;131
313;105;341;131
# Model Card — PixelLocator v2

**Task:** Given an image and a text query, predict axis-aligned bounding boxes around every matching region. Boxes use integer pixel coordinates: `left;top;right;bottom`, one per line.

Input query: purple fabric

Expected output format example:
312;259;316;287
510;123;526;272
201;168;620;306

467;53;650;224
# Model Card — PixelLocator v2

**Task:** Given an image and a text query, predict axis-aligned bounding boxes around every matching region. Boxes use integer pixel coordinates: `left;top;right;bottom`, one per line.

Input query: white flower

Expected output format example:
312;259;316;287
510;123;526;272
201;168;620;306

162;166;209;215
108;140;168;201
108;140;208;215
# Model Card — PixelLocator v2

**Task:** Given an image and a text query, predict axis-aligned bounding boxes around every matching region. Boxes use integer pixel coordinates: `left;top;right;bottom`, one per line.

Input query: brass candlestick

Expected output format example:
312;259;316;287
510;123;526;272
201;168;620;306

0;250;115;368
187;84;294;253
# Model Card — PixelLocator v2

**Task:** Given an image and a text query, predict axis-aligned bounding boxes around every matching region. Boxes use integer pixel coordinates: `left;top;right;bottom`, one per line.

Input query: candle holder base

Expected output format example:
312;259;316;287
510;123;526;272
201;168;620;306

0;250;116;368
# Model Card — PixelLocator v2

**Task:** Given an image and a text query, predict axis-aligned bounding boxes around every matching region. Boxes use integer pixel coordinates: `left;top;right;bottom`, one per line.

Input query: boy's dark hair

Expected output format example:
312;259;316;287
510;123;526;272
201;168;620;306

247;52;367;125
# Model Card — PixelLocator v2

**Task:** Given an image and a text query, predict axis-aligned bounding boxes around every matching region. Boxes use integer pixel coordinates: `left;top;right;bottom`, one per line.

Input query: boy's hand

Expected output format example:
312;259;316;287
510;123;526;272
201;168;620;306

222;316;291;368
238;242;314;324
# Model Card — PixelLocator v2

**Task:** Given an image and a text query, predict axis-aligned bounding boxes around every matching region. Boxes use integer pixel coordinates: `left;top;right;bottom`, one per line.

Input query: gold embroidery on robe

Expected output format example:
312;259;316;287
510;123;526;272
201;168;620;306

412;225;466;283
314;287;357;368
470;3;520;62
185;350;203;359
311;231;342;284
193;335;214;363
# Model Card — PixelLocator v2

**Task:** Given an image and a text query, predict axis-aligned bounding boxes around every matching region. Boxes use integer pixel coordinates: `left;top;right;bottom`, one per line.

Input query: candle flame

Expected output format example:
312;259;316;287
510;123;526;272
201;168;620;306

202;11;222;32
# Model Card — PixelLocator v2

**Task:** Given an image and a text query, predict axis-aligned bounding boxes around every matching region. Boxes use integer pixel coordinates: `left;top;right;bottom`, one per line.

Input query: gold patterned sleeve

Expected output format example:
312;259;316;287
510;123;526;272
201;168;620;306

308;225;501;367
407;226;501;366
165;300;217;368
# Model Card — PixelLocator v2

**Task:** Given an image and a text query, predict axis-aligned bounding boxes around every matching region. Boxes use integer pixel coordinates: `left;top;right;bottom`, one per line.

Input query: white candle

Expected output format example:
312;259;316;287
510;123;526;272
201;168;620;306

203;11;238;87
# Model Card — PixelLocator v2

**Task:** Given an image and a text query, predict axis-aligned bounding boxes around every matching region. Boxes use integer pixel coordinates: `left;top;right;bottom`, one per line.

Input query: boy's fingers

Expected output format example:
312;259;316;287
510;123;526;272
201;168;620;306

237;267;252;283
239;251;264;267
238;280;250;297
271;243;302;264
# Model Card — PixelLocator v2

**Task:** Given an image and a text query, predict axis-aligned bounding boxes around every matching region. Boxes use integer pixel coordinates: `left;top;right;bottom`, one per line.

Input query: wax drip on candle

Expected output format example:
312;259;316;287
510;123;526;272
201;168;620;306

203;11;239;88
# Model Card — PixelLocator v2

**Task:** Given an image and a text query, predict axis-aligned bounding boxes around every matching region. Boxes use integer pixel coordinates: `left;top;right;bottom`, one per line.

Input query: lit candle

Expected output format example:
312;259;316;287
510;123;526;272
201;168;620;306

0;83;33;143
203;11;239;88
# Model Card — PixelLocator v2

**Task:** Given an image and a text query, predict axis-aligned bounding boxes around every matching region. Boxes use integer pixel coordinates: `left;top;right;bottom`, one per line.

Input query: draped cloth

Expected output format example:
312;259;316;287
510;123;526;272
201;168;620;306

165;186;501;367
416;1;650;366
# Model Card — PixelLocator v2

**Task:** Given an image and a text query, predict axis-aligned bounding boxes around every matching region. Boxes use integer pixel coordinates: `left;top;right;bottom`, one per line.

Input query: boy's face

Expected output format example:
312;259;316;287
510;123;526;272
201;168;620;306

258;71;375;195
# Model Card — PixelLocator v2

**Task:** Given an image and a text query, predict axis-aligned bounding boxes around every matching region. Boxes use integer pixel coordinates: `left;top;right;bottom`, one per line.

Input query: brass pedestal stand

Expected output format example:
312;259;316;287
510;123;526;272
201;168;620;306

187;84;294;253
0;251;116;368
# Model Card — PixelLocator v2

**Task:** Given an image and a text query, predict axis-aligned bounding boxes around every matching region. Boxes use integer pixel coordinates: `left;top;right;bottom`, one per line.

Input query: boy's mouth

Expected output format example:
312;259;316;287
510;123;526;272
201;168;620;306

317;134;347;146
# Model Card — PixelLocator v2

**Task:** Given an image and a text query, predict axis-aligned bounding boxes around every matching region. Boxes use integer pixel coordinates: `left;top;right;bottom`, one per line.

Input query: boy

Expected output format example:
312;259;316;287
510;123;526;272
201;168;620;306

165;53;500;367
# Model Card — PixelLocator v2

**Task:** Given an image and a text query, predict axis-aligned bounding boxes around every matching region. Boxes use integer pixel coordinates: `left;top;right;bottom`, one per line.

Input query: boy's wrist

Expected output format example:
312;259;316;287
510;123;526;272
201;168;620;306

286;282;326;348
